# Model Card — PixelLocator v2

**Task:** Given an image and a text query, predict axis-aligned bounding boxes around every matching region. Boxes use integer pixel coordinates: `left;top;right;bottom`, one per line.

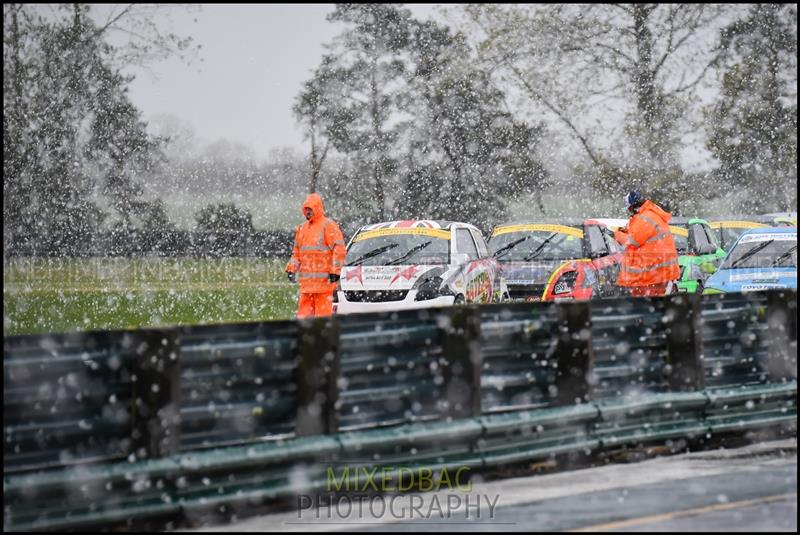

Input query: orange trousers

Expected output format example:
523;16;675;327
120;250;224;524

297;292;334;318
629;282;670;297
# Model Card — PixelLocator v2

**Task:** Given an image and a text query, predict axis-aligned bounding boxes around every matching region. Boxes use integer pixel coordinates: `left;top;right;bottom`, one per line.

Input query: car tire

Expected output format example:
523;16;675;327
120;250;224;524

454;295;466;306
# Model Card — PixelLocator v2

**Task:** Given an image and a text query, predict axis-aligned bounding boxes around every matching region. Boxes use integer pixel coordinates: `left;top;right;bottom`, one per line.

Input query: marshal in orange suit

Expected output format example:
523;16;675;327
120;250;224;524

285;193;346;318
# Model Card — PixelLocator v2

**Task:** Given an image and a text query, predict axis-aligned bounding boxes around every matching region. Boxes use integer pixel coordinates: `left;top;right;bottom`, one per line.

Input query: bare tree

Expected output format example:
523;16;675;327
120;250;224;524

454;4;735;186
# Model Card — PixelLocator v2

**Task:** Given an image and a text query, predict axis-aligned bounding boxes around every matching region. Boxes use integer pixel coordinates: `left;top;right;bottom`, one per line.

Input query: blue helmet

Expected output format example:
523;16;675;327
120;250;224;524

625;191;644;210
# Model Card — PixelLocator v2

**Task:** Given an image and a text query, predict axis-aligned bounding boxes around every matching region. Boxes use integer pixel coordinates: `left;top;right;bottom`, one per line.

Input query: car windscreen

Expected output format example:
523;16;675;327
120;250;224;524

490;226;584;261
719;227;749;251
720;234;797;270
712;222;769;250
346;229;450;266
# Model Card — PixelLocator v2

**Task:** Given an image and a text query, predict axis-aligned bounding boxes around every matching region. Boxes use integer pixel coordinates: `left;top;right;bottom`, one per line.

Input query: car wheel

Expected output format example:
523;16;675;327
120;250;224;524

454;295;466;306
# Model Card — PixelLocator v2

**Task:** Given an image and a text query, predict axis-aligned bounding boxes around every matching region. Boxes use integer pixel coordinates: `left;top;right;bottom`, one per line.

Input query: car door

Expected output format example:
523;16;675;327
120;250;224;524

470;228;499;303
689;222;725;279
602;227;623;295
454;227;486;303
584;223;616;298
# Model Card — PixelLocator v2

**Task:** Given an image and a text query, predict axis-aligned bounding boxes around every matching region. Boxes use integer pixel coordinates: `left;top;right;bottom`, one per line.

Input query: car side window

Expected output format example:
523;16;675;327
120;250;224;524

456;228;479;260
703;226;720;249
604;230;621;253
470;229;489;258
585;225;608;258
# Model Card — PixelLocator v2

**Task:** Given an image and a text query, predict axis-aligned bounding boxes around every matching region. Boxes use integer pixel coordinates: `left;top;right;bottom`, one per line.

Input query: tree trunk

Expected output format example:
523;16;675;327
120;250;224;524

309;119;320;193
633;5;657;161
370;56;386;220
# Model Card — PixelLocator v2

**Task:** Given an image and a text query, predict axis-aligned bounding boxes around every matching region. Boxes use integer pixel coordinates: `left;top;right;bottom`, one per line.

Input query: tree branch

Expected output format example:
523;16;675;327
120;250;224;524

508;63;601;165
95;4;134;37
670;48;726;93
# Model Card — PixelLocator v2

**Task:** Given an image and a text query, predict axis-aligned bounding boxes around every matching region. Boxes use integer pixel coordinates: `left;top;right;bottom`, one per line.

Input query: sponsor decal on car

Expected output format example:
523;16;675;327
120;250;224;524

353;228;451;241
390;265;421;285
542;259;591;300
345;265;363;285
668;226;688;237
466;271;492;302
729;271;796;281
737;233;797;243
492;224;583;238
740;284;788;291
344;265;437;286
709;220;769;229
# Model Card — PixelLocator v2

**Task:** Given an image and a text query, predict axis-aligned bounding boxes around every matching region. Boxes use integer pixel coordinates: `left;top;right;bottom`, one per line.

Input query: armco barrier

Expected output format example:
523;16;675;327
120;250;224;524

4;383;795;531
4;290;797;530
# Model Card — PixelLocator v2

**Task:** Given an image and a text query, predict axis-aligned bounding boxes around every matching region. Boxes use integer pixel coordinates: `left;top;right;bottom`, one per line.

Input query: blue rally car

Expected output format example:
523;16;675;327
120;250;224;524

703;227;797;294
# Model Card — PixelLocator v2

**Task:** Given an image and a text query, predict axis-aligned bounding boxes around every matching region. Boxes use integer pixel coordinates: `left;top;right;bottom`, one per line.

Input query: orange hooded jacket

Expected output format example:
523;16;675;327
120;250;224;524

614;199;680;287
285;193;346;293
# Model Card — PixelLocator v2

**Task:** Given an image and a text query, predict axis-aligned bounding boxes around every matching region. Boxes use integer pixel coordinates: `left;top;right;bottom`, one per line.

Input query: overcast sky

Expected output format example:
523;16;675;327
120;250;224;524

124;4;439;159
119;4;722;171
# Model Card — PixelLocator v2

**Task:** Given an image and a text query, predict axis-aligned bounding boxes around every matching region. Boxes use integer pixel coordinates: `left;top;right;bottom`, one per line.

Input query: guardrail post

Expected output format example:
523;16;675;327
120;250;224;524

554;301;593;405
295;316;340;436
130;328;181;459
440;305;482;419
664;293;705;391
766;290;798;381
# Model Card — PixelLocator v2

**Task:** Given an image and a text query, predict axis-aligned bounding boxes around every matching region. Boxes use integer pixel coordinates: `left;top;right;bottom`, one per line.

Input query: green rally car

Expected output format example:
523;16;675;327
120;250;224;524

670;217;726;293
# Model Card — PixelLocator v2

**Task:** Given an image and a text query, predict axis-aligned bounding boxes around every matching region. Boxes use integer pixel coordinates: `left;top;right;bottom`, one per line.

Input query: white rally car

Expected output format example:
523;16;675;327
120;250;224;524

335;220;506;314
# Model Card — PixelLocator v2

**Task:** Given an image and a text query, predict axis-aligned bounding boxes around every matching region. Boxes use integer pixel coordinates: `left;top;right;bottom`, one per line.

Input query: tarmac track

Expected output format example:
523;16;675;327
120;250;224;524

185;437;796;532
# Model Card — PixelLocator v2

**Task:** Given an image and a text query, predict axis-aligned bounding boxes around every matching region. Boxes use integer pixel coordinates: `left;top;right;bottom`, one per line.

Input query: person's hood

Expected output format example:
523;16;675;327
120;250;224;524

640;199;671;224
302;193;326;223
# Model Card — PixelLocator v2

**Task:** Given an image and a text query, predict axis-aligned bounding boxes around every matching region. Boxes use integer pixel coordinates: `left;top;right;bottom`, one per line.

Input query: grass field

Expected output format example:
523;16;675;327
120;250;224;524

3;258;298;336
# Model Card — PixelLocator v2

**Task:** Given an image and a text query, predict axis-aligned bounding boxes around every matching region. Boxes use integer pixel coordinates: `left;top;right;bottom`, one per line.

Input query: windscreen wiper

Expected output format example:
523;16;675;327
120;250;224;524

770;245;797;267
346;243;399;266
729;240;774;269
492;236;529;259
523;233;564;261
385;241;432;265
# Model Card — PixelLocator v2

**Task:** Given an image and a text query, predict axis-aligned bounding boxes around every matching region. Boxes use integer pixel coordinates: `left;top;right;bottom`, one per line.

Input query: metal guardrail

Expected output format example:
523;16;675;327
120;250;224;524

4;383;795;531
701;292;772;388
4;331;136;472
3;290;797;530
177;322;297;449
479;303;560;413
337;310;442;431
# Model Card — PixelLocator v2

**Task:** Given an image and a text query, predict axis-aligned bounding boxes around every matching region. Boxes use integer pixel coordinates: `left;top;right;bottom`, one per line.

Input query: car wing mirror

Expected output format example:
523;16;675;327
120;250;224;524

700;261;718;274
452;253;470;265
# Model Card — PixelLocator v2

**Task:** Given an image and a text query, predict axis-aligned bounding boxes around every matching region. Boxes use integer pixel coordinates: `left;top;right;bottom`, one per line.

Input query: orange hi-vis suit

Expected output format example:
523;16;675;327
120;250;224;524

614;199;680;297
285;193;346;318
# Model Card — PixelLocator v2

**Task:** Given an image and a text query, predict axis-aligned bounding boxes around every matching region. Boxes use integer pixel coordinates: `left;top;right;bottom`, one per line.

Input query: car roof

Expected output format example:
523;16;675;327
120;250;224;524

358;220;476;232
492;217;587;229
739;227;797;235
705;214;783;223
669;217;711;225
586;217;628;228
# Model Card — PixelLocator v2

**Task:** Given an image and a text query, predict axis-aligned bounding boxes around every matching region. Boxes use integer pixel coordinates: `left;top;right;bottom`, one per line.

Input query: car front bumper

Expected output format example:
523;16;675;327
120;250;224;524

335;293;456;314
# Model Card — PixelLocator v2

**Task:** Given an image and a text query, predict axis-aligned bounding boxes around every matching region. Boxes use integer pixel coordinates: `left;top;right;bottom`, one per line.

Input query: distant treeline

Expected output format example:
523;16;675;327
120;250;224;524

3;5;796;261
5;230;294;259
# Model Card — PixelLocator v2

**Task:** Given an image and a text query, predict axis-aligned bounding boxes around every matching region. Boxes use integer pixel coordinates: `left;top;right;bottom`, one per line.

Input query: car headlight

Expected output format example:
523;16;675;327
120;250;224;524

414;276;454;301
553;271;578;295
